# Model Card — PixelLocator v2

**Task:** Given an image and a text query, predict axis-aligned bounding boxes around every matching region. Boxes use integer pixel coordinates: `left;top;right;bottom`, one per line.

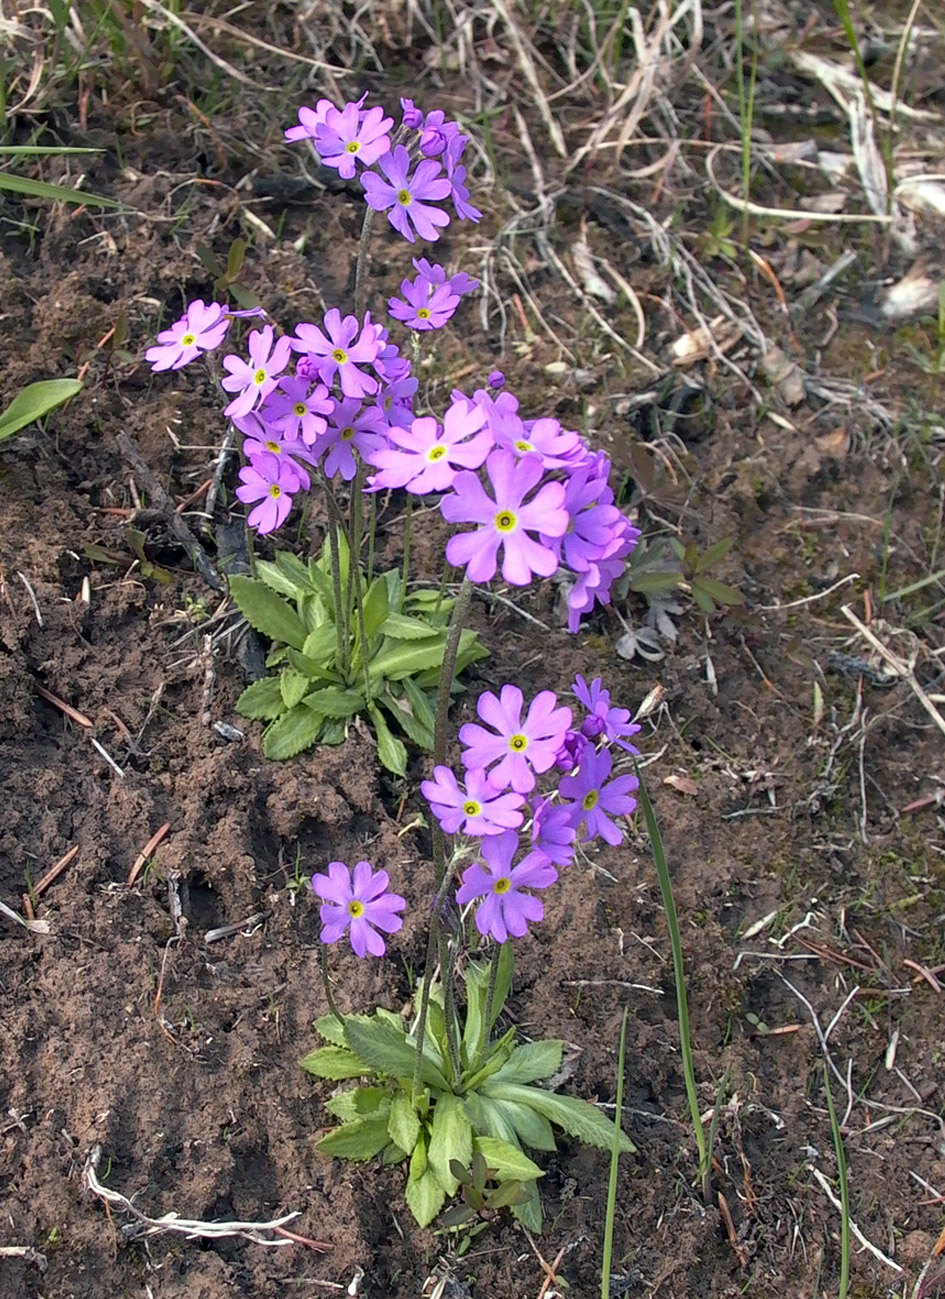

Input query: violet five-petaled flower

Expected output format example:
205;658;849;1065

291;309;380;400
572;674;642;752
388;278;460;331
441;448;569;586
558;745;639;847
459;685;572;795
311;860;405;958
145;299;230;372
220;325;293;419
367;397;491;495
235;450;303;535
421;765;525;837
313;100;392;179
455;831;557;943
360;145;452;244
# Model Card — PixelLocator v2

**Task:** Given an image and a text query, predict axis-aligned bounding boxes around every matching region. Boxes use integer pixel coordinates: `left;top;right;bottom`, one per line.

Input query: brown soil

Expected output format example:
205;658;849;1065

1;6;944;1299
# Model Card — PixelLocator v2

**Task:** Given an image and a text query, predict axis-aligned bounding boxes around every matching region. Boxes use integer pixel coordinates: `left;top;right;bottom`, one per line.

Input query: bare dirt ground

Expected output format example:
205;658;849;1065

1;3;944;1297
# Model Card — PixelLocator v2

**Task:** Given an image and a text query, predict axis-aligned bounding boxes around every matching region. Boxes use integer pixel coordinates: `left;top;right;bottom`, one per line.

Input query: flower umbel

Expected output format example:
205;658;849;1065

311;860;406;958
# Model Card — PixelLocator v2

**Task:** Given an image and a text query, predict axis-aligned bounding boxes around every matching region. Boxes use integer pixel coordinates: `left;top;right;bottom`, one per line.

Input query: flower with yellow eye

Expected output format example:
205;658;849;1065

455;831;557;944
420;765;524;837
145;298;229;372
311;861;405;959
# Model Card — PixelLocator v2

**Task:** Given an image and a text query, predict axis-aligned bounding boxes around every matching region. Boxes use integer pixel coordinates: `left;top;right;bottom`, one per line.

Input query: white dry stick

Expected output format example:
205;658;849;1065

0;899;50;935
82;1145;311;1247
811;1167;902;1273
841;604;945;740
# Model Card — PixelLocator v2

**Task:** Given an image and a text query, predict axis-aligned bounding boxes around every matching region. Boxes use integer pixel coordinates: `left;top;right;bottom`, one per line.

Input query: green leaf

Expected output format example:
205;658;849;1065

367;703;408;777
491;1040;563;1085
694;536;734;573
691;575;745;606
0;172;122;207
627;569;684;595
472;1136;544;1183
427;1095;472;1195
280;667;310;710
462;962;487;1066
324;1087;389;1122
405;1162;446;1228
0;378;83;443
229;576;307;649
482;1082;635;1154
379;690;434;750
369;637;450;683
287;649;342;683
490;941;515;1030
261;705;324;759
388;1091;421;1156
315;1116;391;1161
254;557;303;600
226;236;247;280
493;1099;557;1152
234;677;285;721
467;1093;517;1145
313;1014;347;1047
343;1015;450;1092
299;1046;367;1080
413;628;487;687
302;687;365;719
302;624;339;664
512;1178;543;1232
362;575;390;639
382;612;444;640
400;677;437;734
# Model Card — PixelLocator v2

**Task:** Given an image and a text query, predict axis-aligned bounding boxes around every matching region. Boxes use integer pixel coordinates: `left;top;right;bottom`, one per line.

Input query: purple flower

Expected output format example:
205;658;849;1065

221;326;293;419
367;397;491;495
558;747;638;847
311;860;406;958
411;257;479;299
239;420;314;486
421;765;525;837
544;456;629;572
291;309;380;400
400;97;424;130
261;375;333;446
361;145;451;244
443;134;481;222
459;685;572;795
572;675;641;753
314;100;392;178
455;831;557;943
440;448;568;586
284;98;334;143
145;299;229;371
529;796;577;866
487;370;505;389
235;450;301;535
321;397;387;481
554;729;588;772
389;278;459;331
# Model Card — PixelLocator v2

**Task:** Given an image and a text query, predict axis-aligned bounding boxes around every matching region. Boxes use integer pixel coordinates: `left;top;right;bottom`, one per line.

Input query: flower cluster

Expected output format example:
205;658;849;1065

285;93;480;244
421;677;640;945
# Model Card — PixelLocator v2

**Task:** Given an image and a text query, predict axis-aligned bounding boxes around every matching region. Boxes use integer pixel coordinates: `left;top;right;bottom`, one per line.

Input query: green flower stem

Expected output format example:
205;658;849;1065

354;207;375;319
366;490;377;585
411;865;459;1102
399;494;412;613
635;767;707;1178
317;940;344;1027
434;576;473;771
348;458;372;701
439;928;463;1089
318;470;350;677
480;942;503;1063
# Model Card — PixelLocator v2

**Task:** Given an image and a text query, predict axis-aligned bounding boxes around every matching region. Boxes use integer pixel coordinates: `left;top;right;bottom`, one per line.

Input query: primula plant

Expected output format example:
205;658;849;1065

145;91;647;1230
301;674;639;1231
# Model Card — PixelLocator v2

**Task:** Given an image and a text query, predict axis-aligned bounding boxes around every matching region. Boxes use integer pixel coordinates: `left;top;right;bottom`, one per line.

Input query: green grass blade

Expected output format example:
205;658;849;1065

0;173;121;208
635;768;706;1176
601;1008;627;1299
0;146;104;156
0;378;83;443
823;1064;850;1299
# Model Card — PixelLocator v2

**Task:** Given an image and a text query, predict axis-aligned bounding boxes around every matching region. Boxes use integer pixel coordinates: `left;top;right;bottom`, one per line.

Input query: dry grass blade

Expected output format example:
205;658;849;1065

491;0;567;158
841;605;945;741
135;0;261;88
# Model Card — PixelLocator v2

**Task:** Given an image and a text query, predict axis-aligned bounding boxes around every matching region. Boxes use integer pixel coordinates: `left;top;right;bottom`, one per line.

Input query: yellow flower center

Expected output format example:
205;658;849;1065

331;347;348;364
462;800;481;817
181;332;196;347
397;188;412;207
417;307;430;319
582;789;599;811
345;140;360;154
253;368;267;385
264;440;280;453
492;877;511;896
347;899;364;918
514;439;534;453
268;484;281;499
494;510;517;533
293;402;307;417
340;426;355;441
508;733;527;753
427;444;447;461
